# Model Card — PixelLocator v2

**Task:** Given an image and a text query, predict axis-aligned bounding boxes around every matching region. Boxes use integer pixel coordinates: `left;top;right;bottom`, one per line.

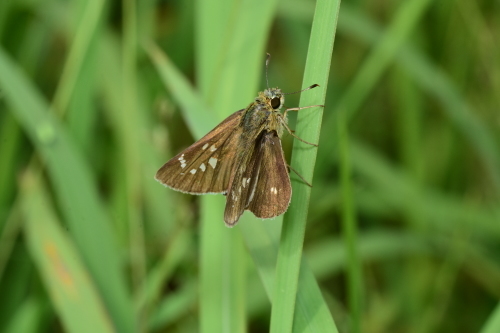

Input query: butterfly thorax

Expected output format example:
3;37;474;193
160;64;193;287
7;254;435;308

240;87;286;142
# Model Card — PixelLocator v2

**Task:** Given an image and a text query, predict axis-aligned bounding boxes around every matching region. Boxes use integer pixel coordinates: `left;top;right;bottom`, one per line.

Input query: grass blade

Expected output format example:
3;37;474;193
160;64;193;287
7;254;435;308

146;42;217;136
325;4;500;191
335;0;433;121
4;298;48;333
147;27;339;331
480;303;500;333
21;172;114;333
0;47;135;333
52;0;106;115
270;0;340;332
195;0;280;332
338;112;362;332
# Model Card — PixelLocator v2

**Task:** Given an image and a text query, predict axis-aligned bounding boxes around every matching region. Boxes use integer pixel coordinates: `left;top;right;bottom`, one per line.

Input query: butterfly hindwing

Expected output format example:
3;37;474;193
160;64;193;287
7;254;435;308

155;110;244;194
223;130;291;225
246;131;291;219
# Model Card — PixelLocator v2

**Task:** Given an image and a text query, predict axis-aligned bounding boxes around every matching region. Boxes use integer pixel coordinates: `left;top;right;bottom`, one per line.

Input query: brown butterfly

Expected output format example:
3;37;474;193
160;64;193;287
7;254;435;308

156;54;322;226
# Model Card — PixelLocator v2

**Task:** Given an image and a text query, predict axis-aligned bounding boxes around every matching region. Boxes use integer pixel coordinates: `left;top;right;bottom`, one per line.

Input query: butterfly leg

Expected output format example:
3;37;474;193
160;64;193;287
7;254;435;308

287;164;313;187
280;118;318;147
283;104;324;119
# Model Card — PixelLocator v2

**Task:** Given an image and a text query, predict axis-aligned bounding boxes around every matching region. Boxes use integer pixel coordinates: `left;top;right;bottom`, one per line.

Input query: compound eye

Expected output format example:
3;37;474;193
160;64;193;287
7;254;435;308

271;97;281;109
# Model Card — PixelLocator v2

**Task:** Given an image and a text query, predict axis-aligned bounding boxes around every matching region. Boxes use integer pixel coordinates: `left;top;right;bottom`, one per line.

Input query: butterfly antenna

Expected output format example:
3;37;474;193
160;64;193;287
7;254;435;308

284;84;320;95
266;53;271;89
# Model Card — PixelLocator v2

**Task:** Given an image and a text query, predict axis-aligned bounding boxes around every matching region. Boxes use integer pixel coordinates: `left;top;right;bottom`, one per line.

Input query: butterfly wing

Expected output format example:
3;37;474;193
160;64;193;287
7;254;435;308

155;110;244;194
246;131;291;219
223;131;263;225
223;130;291;226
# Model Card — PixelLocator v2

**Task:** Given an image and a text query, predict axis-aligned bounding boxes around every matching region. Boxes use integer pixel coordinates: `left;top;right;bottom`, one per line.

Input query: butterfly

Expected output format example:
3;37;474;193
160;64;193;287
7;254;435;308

156;55;322;226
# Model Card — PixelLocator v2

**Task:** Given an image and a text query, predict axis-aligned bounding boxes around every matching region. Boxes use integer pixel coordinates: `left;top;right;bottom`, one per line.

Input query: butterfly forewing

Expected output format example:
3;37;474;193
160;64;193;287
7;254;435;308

155;110;244;194
224;131;291;226
246;132;291;219
223;131;264;225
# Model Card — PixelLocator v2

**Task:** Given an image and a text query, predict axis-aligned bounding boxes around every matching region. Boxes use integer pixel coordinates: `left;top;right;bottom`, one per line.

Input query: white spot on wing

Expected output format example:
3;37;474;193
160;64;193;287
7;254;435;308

179;154;187;168
242;178;246;188
202;143;209;150
247;178;250;184
200;163;206;172
190;169;196;174
210;145;217;152
208;157;218;169
270;187;278;194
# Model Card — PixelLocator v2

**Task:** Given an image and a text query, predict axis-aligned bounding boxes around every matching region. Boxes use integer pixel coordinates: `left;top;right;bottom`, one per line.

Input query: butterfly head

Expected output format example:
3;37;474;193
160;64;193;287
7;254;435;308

261;87;285;111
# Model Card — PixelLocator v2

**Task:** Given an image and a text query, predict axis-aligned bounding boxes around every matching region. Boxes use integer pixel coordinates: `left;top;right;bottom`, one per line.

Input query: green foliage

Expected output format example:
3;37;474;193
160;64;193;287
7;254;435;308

0;0;499;332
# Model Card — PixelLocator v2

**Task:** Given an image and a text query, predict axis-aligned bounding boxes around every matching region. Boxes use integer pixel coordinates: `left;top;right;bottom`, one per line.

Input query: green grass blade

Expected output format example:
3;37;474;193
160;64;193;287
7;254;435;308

146;42;217;136
242;217;340;332
0;0;13;38
122;1;148;324
4;298;48;333
318;0;433;169
335;0;433;122
136;228;192;314
240;221;282;297
480;304;500;333
397;48;500;191
338;112;362;333
100;35;177;237
147;19;339;330
200;198;246;333
327;4;500;191
60;0;103;154
350;141;500;239
0;47;135;333
0;114;22;220
270;0;340;332
149;280;198;330
21;173;114;333
148;39;247;333
195;0;236;99
195;0;280;332
51;0;106;115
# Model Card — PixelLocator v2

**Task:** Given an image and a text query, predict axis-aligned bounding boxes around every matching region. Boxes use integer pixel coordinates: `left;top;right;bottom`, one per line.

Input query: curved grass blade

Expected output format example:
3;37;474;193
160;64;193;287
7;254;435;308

147;42;217;136
0;47;135;333
21;172;114;333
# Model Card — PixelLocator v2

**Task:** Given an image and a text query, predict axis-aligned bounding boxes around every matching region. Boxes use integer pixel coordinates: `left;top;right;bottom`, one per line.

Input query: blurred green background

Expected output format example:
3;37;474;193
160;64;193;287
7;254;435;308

0;0;499;332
